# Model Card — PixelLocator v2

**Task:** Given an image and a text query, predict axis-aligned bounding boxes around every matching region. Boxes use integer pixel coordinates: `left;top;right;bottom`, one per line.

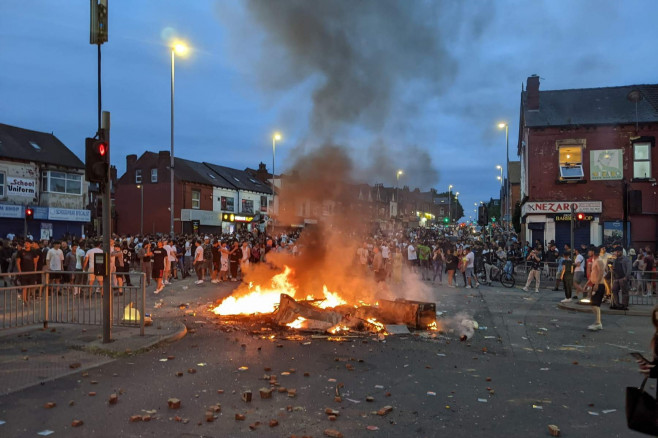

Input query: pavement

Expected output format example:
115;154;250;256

0;273;238;397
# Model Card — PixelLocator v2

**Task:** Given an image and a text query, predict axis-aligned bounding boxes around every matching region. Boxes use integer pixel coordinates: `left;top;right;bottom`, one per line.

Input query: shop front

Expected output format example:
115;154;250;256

522;201;602;248
0;204;89;240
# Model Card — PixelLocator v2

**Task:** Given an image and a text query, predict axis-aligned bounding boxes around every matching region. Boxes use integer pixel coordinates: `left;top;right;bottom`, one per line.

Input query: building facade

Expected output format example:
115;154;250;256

518;76;658;250
0;123;90;240
115;151;273;235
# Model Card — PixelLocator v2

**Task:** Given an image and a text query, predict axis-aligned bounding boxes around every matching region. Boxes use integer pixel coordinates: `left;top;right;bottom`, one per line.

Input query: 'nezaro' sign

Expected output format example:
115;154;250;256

522;201;602;216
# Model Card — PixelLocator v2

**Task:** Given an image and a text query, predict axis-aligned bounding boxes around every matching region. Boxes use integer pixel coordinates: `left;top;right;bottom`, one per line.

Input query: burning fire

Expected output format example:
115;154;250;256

212;266;347;316
427;321;439;331
286;317;307;329
366;318;386;333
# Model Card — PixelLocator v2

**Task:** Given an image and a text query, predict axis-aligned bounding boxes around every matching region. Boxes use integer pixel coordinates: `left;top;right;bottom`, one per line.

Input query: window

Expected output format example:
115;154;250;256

135;169;142;184
558;144;584;180
41;171;82;195
260;195;268;212
151;168;158;183
634;142;652;179
0;172;4;196
29;141;41;151
191;190;200;209
242;199;254;214
233;177;240;182
208;173;216;179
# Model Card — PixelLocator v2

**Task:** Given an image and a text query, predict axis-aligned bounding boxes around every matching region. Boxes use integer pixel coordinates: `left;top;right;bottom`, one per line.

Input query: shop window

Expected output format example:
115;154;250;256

192;190;200;209
151;168;158;183
558;144;584;180
135;169;142;184
634;142;652;179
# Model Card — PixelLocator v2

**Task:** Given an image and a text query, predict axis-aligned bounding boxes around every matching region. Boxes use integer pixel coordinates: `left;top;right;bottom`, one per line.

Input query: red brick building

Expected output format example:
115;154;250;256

518;75;658;250
115;151;273;236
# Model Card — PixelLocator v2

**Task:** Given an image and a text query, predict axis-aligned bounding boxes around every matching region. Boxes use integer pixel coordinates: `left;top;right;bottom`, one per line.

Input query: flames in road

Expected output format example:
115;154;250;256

211;266;348;316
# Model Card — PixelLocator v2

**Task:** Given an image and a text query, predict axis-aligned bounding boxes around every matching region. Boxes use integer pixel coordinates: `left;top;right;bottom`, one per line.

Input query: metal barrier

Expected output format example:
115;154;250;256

0;271;146;334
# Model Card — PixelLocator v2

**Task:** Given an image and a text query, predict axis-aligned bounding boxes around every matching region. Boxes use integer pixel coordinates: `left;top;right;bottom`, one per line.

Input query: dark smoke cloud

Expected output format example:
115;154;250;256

218;0;457;138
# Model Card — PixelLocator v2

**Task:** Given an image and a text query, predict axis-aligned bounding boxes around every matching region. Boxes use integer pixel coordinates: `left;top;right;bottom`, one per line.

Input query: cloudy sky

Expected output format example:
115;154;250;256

2;0;657;222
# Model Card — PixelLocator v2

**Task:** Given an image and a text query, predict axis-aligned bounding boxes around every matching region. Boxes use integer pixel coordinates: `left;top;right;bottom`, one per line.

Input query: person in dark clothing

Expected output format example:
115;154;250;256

16;241;39;302
559;251;574;303
151;240;167;294
229;241;241;281
610;246;632;310
121;241;133;286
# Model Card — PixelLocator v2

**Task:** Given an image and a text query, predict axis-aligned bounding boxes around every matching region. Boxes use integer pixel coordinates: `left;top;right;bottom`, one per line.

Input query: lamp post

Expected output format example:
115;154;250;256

396;170;403;218
271;132;282;231
170;41;188;238
448;184;453;224
137;184;144;235
498;123;509;228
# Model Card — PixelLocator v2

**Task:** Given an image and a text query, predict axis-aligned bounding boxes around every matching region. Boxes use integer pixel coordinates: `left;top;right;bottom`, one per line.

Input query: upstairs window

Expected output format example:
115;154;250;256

135;169;142;184
151;168;158;183
558;144;584;180
634;142;652;179
42;171;82;195
191;190;200;209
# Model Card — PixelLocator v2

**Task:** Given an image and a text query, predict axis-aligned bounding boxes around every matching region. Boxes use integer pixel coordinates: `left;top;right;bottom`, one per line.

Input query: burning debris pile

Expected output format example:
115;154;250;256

211;265;438;336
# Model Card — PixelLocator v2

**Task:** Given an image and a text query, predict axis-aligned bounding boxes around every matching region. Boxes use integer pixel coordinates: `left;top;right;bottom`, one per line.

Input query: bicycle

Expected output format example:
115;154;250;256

478;261;516;288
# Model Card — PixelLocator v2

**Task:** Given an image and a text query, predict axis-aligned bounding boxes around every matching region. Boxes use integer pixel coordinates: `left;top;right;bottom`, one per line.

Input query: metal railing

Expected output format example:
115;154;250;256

0;271;146;334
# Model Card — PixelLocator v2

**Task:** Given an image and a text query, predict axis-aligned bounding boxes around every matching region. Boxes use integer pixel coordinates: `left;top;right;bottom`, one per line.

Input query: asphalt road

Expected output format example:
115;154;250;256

0;276;653;438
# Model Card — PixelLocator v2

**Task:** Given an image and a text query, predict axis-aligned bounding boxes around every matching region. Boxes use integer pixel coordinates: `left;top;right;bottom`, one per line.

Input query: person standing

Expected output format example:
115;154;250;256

432;246;444;283
229;241;241;281
16;240;39;303
445;248;459;288
417;241;431;281
162;240;172;284
83;241;104;294
392;246;403;284
140;242;153;287
372;246;386;290
407;242;418;273
464;246;479;288
559;251;575;303
523;248;541;292
45;240;64;295
572;248;586;300
194;239;205;285
611;246;632;310
121;241;134;287
586;247;606;331
151;240;167;294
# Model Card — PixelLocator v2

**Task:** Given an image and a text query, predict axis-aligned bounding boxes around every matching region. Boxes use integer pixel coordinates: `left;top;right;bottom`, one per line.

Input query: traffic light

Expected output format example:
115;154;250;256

491;216;496;223
443;217;449;224
85;137;109;183
25;207;34;221
477;205;488;226
576;212;585;221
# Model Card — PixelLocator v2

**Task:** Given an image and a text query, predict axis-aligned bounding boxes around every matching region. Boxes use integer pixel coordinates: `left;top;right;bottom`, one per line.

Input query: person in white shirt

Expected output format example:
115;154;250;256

163;241;173;284
84;241;104;288
45;241;64;294
194;239;205;285
407;243;418;272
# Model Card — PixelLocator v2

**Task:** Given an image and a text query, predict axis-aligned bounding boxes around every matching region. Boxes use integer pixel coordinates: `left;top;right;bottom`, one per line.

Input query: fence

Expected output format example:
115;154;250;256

0;271;146;334
511;259;657;306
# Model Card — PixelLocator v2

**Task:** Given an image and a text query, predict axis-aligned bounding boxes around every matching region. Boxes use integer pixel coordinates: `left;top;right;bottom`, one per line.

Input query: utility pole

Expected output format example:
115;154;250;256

91;0;111;343
570;203;575;253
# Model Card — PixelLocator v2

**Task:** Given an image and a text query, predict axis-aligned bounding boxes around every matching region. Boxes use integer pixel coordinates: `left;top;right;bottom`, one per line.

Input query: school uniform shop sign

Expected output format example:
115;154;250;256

6;177;36;197
522;201;602;216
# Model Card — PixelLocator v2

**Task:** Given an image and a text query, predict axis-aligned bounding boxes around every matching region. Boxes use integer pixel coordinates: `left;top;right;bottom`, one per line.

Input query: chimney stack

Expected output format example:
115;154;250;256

527;74;540;110
126;154;137;171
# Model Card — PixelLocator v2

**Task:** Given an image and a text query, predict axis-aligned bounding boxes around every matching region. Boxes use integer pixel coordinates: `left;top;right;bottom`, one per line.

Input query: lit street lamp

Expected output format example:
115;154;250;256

271;132;282;229
396;170;403;218
137;184;144;235
498;122;509;227
448;184;453;224
170;40;188;237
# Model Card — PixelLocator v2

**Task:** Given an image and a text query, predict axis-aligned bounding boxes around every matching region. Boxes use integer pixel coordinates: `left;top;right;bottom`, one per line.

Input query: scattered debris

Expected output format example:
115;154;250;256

235;413;246;421
168;398;181;409
71;420;83;427
324;429;344;438
109;394;118;405
44;402;56;409
377;406;393;416
548;424;561;437
242;391;252;403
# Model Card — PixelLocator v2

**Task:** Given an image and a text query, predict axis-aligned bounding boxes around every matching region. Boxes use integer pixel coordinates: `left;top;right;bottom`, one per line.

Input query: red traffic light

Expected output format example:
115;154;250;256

25;207;34;220
26;208;33;215
576;212;585;220
97;142;107;156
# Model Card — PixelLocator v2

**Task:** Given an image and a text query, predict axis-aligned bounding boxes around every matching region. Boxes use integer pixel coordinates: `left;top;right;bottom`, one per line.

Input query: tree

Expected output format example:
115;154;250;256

435;191;464;222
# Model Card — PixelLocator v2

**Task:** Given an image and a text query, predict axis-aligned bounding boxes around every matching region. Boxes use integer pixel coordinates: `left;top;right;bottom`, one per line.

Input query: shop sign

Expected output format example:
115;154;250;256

523;201;602;216
7;177;36;197
554;214;594;221
590;149;623;180
0;203;23;218
48;208;91;222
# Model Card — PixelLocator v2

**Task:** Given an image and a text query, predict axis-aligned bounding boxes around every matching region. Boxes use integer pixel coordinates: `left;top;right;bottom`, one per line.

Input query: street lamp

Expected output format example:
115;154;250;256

396;170;403;218
137;184;144;235
170;40;188;237
448;184;453;224
498;122;509;227
271;132;282;230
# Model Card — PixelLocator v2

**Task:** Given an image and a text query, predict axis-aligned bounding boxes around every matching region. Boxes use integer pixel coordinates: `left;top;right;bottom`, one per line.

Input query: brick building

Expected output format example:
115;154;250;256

115;151;273;235
518;75;658;250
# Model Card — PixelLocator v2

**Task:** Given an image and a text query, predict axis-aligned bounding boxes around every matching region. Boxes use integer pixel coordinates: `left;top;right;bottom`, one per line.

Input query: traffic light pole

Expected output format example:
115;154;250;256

101;112;111;343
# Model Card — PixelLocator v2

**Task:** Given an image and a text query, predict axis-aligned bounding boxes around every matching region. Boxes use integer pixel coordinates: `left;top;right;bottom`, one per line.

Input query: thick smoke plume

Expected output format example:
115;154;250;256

218;0;456;138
